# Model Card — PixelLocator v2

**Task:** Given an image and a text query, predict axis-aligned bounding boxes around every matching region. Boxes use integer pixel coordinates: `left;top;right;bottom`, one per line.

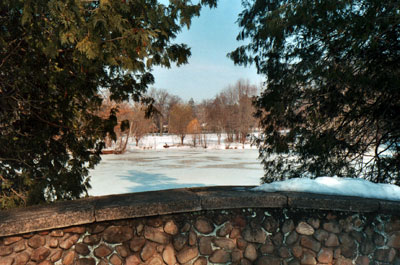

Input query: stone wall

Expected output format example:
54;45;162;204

0;186;400;265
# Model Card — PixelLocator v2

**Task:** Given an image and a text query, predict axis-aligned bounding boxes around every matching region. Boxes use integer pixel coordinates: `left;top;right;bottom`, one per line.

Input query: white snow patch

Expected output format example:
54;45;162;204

254;177;400;201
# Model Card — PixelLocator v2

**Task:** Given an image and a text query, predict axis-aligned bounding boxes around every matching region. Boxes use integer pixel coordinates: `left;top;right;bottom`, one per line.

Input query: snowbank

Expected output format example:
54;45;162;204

254;177;400;201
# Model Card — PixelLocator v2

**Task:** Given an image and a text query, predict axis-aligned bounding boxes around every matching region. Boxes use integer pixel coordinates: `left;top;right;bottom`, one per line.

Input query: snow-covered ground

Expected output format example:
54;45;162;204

89;134;263;196
89;134;400;201
125;133;257;150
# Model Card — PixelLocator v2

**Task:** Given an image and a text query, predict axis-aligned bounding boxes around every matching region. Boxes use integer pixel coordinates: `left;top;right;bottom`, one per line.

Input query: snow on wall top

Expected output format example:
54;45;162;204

254;177;400;202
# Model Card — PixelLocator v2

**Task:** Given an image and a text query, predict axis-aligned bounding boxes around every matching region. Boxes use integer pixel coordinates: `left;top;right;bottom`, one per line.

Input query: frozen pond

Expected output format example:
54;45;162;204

88;148;263;196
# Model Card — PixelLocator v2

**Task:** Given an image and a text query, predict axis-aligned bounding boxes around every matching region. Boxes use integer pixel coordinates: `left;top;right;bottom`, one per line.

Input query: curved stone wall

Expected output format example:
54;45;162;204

0;186;400;265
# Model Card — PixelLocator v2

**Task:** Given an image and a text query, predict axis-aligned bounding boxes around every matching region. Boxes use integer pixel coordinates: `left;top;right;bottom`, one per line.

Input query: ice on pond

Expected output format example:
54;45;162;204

89;134;400;201
89;148;263;196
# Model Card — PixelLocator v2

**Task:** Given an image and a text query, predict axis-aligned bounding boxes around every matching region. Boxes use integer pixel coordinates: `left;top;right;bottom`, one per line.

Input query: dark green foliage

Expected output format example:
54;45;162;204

0;0;216;209
230;0;400;184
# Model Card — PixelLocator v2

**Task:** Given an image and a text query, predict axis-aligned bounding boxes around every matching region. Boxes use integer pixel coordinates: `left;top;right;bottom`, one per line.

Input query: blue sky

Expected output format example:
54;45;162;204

151;0;263;102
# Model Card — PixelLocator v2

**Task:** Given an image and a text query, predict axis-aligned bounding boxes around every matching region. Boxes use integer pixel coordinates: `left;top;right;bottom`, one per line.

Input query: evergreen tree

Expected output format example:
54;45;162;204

0;0;216;208
230;0;400;184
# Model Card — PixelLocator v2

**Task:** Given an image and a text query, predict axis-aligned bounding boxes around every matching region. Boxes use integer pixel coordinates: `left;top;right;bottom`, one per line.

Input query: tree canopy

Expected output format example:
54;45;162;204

168;103;193;145
0;0;216;208
230;0;400;184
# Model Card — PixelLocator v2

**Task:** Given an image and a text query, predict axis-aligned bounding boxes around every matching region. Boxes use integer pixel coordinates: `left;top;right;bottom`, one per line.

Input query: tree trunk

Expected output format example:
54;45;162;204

118;121;132;153
159;117;164;136
117;132;130;154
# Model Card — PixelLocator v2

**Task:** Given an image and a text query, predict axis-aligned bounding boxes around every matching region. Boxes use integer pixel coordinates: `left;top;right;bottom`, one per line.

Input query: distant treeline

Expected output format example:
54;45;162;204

99;79;260;152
